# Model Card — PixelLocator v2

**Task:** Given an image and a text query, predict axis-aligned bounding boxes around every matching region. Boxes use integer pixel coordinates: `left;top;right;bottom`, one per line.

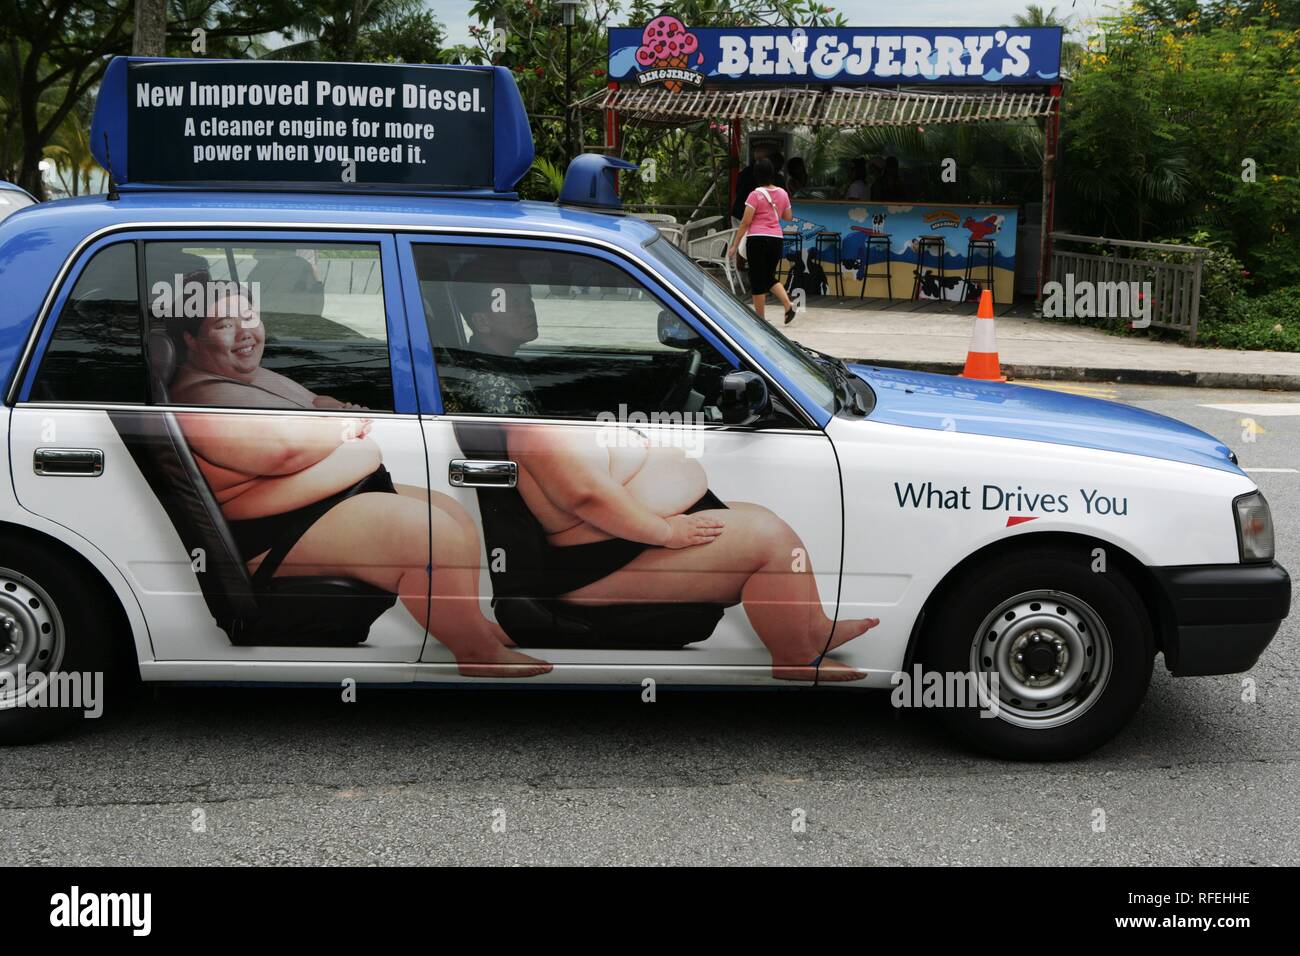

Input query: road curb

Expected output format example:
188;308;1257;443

846;358;1300;391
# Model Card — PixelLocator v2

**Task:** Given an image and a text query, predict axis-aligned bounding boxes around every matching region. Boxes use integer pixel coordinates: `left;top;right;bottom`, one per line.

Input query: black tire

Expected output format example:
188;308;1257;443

0;544;120;745
918;544;1154;760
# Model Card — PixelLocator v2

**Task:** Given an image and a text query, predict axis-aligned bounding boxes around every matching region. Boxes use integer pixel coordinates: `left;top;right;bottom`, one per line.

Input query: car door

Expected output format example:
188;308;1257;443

397;233;847;683
9;230;432;667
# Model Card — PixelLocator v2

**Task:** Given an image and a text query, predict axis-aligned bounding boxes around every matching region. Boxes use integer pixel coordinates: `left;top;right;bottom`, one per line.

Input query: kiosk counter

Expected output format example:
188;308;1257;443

788;198;1019;303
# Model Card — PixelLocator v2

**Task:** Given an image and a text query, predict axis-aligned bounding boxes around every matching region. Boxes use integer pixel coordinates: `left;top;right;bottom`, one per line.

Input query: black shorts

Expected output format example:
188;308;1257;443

543;490;728;596
228;465;397;581
745;235;784;292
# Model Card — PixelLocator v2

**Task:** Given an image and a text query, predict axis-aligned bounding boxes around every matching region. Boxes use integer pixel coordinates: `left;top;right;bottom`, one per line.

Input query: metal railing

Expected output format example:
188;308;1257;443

1049;233;1208;342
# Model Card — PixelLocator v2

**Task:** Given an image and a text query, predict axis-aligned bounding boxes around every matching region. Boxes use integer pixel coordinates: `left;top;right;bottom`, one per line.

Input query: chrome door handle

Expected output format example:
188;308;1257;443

449;459;517;488
33;447;104;477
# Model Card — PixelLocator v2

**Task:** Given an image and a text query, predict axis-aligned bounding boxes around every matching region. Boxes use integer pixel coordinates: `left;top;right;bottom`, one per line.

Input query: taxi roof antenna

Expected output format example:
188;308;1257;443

102;132;120;201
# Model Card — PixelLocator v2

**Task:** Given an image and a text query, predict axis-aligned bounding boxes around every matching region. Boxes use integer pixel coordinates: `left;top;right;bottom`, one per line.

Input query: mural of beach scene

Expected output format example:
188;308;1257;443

786;200;1019;303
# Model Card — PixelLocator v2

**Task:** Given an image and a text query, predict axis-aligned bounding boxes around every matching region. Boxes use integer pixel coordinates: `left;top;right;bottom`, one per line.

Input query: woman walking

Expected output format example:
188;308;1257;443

728;158;798;324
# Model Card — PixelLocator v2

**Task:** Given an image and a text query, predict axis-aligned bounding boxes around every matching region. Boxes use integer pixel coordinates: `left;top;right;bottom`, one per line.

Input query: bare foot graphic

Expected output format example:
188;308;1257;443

814;658;868;681
487;620;518;648
827;616;880;653
771;663;820;682
457;646;552;678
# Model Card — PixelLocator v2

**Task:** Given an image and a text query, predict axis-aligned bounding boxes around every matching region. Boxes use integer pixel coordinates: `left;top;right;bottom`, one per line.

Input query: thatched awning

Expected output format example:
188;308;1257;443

575;85;1057;128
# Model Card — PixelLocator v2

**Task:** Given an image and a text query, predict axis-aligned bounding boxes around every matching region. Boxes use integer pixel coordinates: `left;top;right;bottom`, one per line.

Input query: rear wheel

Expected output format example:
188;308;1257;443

919;545;1154;760
0;547;119;744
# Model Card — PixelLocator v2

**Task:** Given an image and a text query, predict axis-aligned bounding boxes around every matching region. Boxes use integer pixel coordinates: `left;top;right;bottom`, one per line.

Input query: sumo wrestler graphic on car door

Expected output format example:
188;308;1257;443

12;232;447;664
404;236;879;682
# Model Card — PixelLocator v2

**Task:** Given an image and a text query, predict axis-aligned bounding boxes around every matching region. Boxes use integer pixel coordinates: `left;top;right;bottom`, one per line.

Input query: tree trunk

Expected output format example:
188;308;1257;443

133;0;167;57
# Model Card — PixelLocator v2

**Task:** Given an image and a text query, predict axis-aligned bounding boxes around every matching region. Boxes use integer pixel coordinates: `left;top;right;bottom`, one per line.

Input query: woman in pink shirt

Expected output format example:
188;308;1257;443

727;158;797;324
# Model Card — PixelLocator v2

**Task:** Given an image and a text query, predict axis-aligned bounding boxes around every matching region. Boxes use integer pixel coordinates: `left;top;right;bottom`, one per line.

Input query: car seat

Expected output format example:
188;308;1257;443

451;419;727;650
416;258;727;649
105;331;397;646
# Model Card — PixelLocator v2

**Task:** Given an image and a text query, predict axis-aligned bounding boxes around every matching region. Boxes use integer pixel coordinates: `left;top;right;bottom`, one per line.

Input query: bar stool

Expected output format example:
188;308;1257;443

814;232;843;296
912;236;946;300
859;234;893;301
777;231;803;285
964;238;997;305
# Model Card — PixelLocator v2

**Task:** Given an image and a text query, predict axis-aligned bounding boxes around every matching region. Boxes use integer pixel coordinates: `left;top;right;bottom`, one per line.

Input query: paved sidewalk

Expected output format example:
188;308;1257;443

785;301;1300;390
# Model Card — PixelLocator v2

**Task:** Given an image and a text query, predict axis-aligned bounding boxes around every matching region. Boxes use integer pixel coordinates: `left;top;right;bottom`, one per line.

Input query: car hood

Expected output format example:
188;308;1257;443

848;364;1241;475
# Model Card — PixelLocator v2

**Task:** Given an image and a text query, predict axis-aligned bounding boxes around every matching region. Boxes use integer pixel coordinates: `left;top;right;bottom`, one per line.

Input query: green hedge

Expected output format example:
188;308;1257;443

1197;285;1300;352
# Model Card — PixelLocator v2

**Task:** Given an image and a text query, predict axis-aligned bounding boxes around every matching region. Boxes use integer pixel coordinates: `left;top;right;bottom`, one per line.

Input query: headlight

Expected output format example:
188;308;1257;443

1234;491;1274;563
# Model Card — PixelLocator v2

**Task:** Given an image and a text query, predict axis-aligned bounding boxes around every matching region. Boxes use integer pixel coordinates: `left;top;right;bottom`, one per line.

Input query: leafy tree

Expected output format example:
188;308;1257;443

0;0;301;197
0;1;134;196
44;95;100;195
268;0;445;64
454;1;841;208
1059;0;1300;290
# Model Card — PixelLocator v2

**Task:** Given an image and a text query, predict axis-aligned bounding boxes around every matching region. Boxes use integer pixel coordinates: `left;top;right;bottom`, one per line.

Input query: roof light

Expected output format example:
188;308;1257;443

558;154;637;209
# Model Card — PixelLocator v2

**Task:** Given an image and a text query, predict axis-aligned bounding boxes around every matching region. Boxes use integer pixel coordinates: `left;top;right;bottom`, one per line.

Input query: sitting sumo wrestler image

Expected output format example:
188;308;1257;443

163;276;553;677
442;260;879;680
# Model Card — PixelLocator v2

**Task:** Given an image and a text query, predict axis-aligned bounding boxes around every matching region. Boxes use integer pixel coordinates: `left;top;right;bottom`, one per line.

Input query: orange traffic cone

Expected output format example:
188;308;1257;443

960;290;1006;382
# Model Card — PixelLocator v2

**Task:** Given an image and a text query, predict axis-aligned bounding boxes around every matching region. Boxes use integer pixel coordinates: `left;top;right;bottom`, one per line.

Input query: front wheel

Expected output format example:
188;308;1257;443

918;545;1155;760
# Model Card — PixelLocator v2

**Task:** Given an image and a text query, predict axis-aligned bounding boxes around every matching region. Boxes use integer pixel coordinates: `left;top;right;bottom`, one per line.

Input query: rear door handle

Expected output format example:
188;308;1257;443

33;447;104;477
449;459;517;488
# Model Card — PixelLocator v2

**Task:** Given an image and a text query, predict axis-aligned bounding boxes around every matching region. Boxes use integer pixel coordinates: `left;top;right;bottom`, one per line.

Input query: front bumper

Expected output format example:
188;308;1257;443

1150;562;1290;676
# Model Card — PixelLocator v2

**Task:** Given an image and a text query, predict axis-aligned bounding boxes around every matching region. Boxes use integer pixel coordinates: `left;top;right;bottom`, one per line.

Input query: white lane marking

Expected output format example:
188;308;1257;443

1201;403;1300;416
1243;467;1298;473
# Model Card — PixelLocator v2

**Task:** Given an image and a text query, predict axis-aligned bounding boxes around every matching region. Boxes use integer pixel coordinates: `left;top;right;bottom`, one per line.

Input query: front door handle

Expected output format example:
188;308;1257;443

449;459;517;488
33;447;104;477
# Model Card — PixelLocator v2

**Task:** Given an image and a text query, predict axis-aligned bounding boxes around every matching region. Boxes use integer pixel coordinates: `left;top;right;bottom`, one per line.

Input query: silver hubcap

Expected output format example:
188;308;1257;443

0;568;65;708
969;589;1112;729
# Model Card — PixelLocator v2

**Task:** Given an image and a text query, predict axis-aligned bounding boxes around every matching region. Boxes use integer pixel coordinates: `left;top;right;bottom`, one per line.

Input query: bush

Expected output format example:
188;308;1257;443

1153;230;1246;326
1197;284;1300;352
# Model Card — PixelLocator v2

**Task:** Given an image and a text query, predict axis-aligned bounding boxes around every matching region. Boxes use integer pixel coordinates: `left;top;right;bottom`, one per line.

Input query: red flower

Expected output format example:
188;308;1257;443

593;67;606;76
534;67;544;76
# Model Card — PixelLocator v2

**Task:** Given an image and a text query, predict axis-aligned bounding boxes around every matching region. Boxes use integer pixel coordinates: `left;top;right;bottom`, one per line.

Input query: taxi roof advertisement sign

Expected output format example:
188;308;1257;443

609;22;1063;88
92;58;516;192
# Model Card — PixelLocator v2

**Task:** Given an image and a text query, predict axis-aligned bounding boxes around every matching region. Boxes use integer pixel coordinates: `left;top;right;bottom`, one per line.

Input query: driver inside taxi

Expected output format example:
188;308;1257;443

164;277;553;678
445;260;879;680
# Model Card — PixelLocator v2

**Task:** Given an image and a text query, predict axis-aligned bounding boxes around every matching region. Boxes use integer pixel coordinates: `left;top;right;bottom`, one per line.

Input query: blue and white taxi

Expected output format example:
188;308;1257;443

0;57;1288;757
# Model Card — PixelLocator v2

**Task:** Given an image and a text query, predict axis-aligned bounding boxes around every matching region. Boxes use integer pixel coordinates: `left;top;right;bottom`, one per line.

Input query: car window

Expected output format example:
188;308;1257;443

30;242;147;404
143;241;394;411
412;242;737;422
642;236;836;416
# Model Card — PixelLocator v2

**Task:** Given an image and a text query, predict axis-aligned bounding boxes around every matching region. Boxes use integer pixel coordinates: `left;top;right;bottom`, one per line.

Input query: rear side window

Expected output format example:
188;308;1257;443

143;241;393;411
31;242;146;404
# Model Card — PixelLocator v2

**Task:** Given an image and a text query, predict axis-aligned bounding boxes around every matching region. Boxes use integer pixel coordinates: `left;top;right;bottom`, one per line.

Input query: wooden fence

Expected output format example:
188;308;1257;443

1049;233;1207;342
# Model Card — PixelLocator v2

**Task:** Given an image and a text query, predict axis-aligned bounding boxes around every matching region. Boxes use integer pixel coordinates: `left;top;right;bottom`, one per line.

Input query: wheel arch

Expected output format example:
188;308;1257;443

0;520;146;678
902;530;1174;672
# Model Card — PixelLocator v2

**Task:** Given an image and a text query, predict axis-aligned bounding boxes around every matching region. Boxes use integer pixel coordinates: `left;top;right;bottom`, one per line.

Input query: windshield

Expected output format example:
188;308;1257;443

643;237;837;415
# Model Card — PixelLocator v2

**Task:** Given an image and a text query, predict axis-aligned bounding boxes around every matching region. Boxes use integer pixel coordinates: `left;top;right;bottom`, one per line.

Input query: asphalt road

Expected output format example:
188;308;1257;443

1;381;1296;866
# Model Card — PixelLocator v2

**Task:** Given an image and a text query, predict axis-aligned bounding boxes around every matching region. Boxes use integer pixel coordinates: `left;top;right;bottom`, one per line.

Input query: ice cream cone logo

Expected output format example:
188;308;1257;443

634;16;703;92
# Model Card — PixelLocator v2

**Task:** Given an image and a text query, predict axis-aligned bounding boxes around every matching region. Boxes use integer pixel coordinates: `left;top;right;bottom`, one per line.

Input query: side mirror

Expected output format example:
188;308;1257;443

718;370;770;426
657;310;704;349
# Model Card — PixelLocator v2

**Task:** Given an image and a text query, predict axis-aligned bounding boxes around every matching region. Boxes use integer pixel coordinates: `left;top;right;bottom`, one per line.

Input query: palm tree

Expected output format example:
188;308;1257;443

1014;5;1064;28
38;88;104;197
1014;3;1085;74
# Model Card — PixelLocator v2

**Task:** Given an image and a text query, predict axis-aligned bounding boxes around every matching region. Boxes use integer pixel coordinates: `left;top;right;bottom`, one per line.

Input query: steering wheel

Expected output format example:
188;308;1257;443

658;347;702;411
